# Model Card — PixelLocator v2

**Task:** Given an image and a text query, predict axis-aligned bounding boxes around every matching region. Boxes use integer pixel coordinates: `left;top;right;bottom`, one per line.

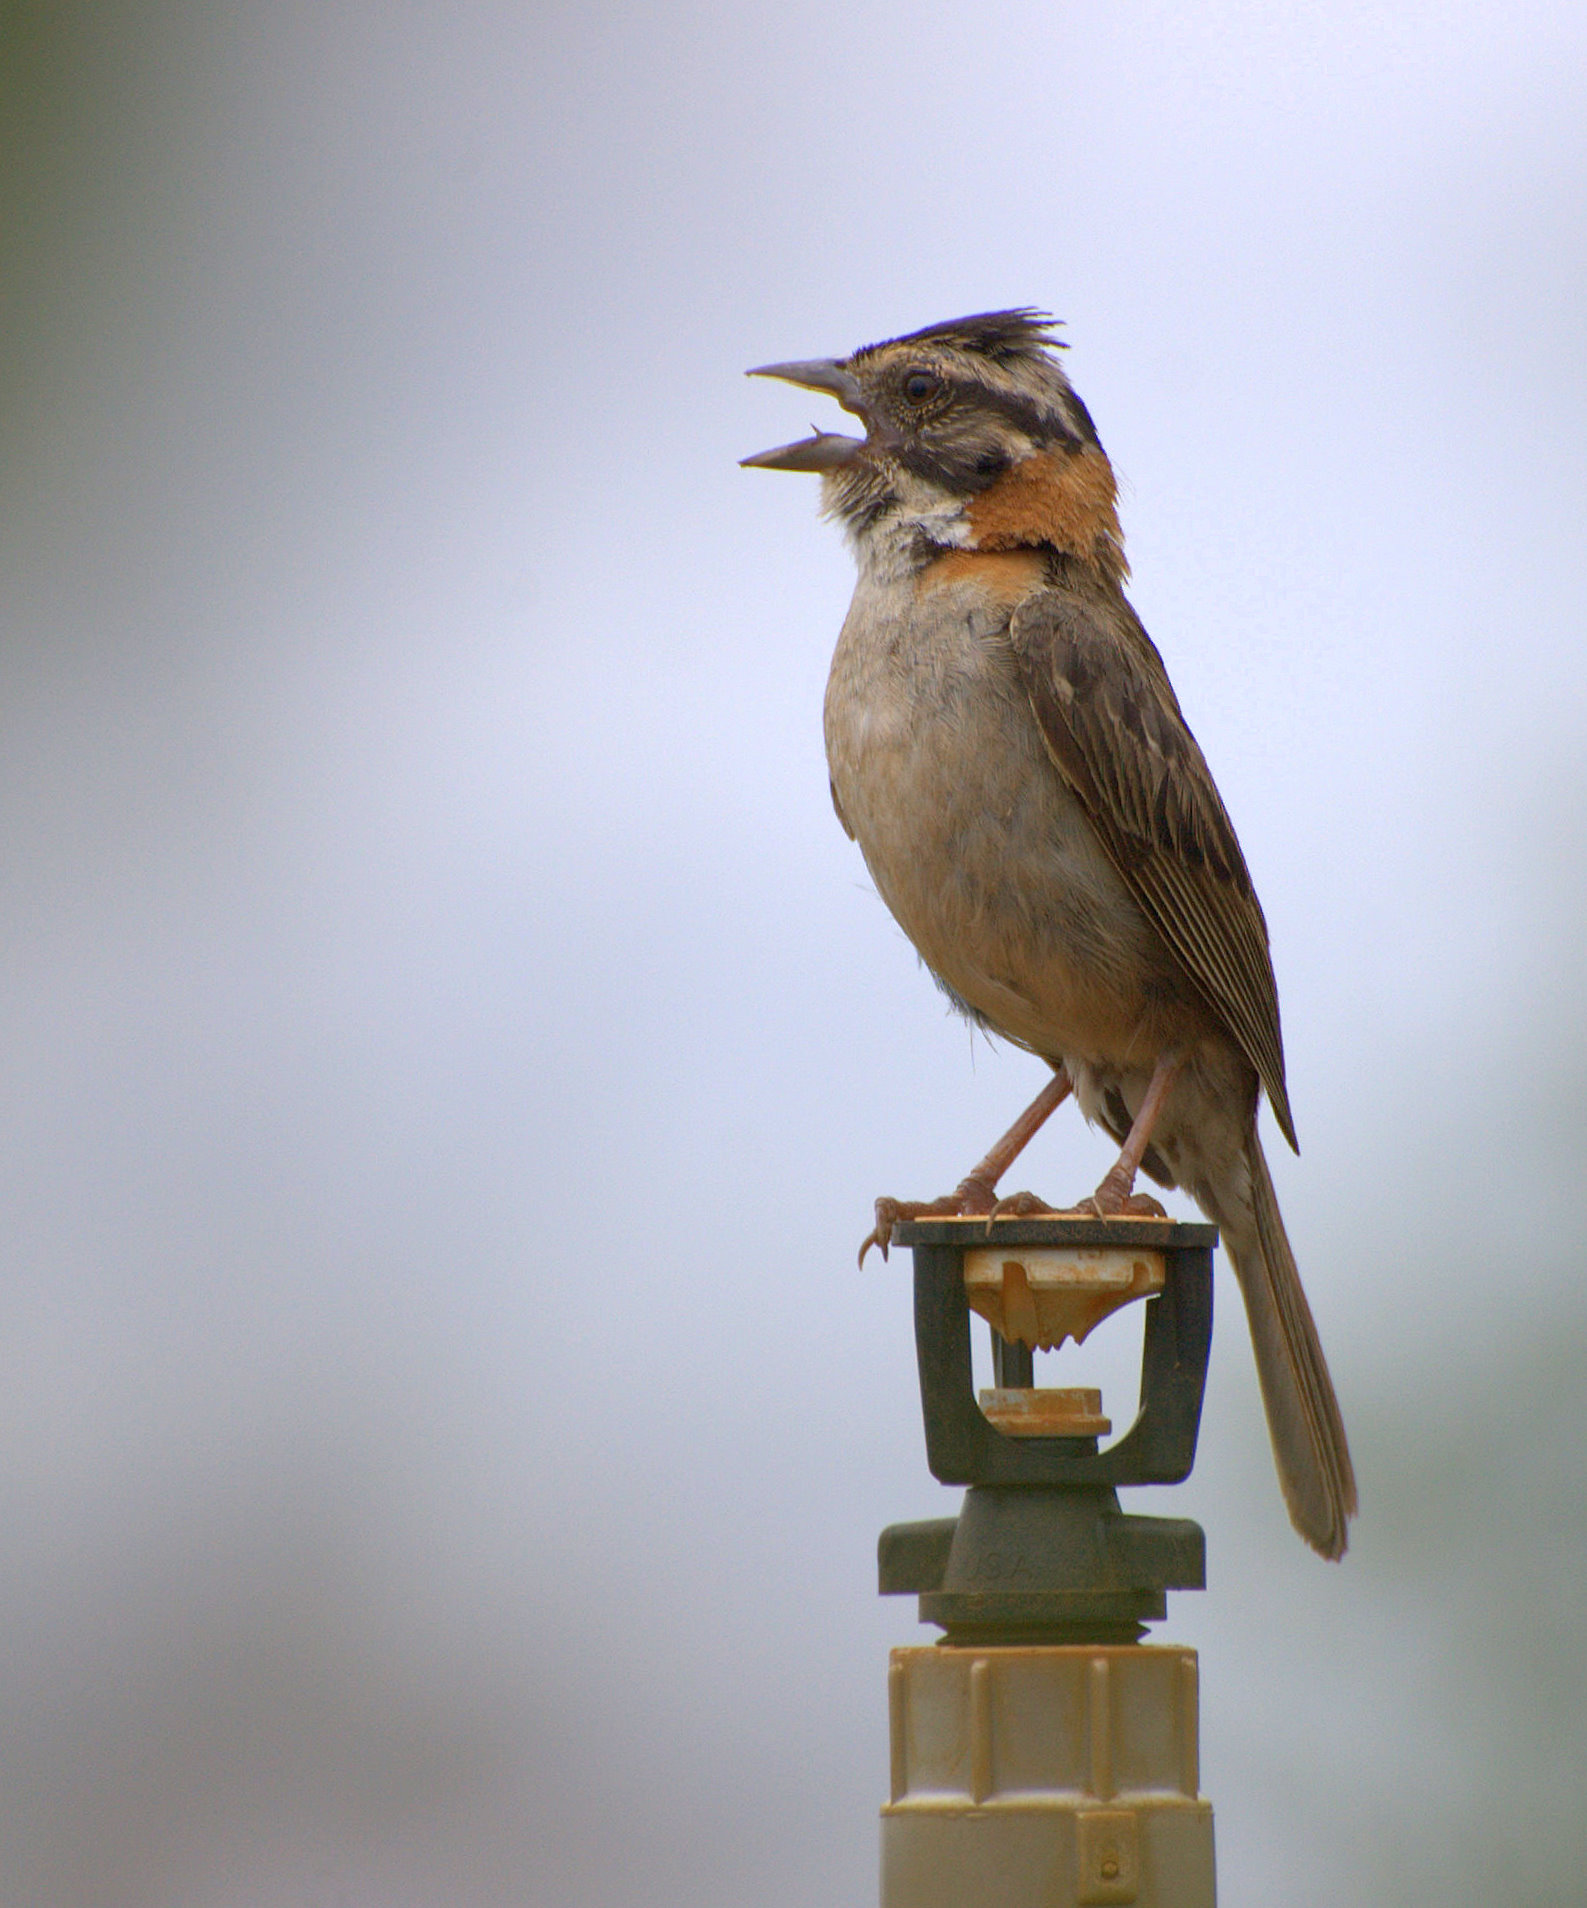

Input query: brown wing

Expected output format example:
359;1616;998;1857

1008;588;1297;1150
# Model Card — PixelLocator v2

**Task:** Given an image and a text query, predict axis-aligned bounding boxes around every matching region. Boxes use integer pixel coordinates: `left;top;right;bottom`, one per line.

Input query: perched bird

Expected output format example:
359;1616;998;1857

744;310;1356;1558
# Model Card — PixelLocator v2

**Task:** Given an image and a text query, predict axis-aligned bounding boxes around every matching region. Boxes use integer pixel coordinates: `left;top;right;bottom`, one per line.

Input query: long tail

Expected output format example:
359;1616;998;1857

1204;1131;1358;1558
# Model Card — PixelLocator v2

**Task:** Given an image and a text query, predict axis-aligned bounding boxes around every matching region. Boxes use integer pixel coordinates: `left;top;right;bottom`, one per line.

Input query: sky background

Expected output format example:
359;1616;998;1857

2;3;1584;1903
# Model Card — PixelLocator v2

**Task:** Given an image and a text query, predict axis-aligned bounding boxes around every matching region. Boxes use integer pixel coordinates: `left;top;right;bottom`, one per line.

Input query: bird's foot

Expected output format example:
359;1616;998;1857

1067;1191;1168;1219
986;1188;1058;1223
1067;1165;1168;1221
862;1173;1037;1265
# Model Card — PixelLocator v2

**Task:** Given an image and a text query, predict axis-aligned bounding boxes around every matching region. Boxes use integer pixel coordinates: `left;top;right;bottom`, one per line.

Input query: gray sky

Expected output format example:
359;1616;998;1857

2;3;1584;1903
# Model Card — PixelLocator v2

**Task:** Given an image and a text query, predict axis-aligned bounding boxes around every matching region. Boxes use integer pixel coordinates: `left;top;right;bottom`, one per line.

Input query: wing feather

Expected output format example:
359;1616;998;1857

1009;588;1297;1149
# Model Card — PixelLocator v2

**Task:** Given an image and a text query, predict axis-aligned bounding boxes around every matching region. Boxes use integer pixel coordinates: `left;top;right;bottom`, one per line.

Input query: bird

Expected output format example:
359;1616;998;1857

743;309;1357;1558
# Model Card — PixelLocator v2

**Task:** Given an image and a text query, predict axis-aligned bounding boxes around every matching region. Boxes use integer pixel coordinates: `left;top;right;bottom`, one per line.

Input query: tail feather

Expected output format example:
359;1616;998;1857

1210;1133;1357;1558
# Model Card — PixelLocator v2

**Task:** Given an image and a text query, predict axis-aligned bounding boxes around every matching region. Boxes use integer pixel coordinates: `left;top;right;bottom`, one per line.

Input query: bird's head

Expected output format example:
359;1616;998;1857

743;309;1125;584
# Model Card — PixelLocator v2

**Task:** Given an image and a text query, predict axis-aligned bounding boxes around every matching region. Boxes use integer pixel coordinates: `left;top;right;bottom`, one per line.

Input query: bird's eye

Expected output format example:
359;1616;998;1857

902;369;937;404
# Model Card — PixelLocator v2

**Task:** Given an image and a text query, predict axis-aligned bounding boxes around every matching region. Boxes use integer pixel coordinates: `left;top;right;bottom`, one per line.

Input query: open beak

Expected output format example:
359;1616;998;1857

741;358;867;472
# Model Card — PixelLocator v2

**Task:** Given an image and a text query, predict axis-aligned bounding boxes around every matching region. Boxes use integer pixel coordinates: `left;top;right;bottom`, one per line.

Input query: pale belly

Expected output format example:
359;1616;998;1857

822;573;1185;1072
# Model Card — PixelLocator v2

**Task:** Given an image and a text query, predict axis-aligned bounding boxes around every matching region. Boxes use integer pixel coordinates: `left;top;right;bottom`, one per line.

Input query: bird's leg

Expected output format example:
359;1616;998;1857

1074;1051;1182;1218
861;1067;1072;1263
958;1066;1074;1205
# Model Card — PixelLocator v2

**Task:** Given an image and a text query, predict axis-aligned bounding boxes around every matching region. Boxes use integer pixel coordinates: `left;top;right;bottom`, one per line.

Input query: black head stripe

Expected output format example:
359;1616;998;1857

978;383;1088;448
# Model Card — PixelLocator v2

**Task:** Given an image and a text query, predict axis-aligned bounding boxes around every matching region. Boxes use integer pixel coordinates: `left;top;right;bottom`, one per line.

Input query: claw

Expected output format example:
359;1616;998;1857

859;1196;905;1266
